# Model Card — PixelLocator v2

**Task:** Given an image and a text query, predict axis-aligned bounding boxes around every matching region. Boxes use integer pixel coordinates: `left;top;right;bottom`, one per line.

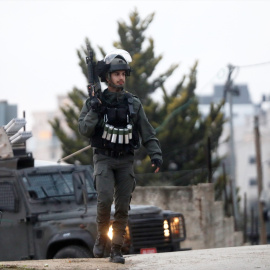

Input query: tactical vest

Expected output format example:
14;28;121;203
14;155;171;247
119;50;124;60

90;92;140;153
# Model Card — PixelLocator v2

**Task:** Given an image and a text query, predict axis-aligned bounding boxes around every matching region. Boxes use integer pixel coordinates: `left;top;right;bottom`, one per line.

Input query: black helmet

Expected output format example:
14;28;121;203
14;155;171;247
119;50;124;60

96;49;132;82
108;56;131;75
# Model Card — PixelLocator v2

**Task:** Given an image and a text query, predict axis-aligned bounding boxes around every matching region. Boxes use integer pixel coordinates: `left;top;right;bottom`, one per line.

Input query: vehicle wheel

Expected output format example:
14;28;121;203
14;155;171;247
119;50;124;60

53;245;93;259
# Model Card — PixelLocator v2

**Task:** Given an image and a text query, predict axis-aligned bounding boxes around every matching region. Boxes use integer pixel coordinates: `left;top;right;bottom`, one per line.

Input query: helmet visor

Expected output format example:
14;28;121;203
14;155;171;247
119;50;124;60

104;49;132;64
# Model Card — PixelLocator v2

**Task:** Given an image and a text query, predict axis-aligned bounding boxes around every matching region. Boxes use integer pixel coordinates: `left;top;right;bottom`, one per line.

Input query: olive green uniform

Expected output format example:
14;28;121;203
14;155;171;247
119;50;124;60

78;89;162;246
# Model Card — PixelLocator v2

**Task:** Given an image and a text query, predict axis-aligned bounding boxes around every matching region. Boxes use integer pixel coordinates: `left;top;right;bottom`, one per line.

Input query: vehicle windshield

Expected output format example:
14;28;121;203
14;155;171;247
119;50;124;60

22;170;96;201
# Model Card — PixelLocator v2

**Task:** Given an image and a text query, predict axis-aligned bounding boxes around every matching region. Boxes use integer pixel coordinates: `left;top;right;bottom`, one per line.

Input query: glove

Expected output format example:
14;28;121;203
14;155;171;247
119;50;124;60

151;159;162;168
90;95;101;112
86;94;101;112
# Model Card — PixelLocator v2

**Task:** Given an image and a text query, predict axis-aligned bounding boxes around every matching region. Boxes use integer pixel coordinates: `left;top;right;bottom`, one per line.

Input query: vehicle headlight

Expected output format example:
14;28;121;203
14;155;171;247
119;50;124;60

170;217;180;237
107;224;130;241
125;225;130;239
108;225;113;240
163;220;170;237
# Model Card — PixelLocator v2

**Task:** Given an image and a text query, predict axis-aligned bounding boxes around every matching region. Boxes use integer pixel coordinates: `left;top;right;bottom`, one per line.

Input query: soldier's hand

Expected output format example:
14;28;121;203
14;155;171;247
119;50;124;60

90;90;101;112
151;159;162;173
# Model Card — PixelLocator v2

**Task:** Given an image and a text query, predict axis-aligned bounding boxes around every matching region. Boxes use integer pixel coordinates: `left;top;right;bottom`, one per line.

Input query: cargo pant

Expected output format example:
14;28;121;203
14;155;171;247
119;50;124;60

93;152;136;246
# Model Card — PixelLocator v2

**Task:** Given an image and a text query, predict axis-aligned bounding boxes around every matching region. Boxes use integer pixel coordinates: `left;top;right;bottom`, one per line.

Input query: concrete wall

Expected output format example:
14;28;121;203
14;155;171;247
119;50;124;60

132;183;243;250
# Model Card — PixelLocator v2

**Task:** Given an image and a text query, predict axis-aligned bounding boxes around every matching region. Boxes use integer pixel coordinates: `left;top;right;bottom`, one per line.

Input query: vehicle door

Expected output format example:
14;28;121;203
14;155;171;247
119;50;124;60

0;174;30;261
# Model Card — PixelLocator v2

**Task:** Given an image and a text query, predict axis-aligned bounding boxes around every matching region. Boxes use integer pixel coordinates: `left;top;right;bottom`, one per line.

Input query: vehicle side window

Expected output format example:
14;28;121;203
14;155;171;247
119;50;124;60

22;170;96;201
0;182;18;212
23;173;74;199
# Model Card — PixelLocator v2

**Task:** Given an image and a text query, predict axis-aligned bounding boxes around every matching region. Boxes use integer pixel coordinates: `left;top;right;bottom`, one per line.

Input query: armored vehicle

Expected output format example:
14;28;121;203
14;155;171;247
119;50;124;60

0;119;186;261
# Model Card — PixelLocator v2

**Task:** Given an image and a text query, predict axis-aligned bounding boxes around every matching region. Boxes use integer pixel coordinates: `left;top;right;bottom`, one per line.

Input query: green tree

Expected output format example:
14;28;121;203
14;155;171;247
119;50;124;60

50;39;97;165
135;62;226;186
51;9;179;165
49;88;91;164
114;9;178;104
51;9;226;189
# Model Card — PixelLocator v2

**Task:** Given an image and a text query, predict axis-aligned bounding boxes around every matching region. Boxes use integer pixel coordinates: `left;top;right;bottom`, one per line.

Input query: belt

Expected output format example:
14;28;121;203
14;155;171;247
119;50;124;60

94;149;134;158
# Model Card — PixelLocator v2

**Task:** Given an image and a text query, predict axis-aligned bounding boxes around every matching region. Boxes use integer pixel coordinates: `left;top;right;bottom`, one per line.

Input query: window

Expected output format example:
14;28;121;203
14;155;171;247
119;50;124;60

249;156;256;164
0;182;18;212
249;178;257;186
22;170;95;201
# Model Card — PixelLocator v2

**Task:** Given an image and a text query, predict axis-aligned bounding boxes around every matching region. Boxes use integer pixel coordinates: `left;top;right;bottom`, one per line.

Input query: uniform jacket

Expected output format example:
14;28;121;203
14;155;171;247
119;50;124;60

78;89;162;161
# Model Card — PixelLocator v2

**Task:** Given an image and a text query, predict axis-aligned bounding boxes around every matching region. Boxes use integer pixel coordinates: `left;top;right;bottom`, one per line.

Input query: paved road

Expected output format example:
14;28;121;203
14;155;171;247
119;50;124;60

0;245;269;270
127;245;270;270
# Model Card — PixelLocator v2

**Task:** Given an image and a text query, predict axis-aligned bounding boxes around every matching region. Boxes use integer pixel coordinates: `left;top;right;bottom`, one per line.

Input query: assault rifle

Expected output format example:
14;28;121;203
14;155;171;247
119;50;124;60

86;43;101;99
57;43;101;163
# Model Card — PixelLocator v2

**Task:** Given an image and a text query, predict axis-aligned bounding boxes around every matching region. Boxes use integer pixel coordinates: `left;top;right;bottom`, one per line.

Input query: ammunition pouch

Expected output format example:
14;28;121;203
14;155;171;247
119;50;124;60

106;107;128;126
90;90;140;152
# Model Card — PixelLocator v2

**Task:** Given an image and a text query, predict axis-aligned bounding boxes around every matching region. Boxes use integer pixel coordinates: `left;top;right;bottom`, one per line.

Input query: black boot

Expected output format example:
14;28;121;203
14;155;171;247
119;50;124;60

93;234;107;258
109;244;125;264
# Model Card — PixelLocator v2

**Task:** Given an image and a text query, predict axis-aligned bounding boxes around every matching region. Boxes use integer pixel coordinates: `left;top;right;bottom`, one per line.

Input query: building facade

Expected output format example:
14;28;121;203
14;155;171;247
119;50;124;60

198;84;270;211
0;100;17;126
28;95;72;161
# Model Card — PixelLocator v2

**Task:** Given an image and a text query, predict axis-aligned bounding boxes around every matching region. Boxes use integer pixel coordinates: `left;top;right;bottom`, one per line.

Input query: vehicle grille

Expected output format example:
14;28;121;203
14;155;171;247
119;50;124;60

128;217;171;252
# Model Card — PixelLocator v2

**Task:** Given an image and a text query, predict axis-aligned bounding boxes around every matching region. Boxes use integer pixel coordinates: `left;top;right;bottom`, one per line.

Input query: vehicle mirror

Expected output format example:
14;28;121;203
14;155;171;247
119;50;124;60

72;172;85;205
28;189;39;199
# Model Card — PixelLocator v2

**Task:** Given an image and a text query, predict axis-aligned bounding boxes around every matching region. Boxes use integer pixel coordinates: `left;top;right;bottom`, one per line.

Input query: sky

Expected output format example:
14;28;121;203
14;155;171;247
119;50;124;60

1;0;270;127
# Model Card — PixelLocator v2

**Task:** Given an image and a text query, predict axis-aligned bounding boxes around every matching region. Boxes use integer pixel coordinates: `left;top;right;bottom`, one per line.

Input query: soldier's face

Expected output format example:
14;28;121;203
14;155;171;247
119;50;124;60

110;70;126;86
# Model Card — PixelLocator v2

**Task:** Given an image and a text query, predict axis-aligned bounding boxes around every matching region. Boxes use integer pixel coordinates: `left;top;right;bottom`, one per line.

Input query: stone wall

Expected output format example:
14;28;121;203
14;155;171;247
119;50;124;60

132;183;243;250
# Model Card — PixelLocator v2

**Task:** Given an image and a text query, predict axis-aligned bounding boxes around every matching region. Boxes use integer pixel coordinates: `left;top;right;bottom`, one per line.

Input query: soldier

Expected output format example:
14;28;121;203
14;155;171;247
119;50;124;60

78;50;162;264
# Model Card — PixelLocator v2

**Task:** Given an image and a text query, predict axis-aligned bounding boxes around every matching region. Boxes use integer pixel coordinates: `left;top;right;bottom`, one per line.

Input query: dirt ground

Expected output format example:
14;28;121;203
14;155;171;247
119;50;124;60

1;245;270;270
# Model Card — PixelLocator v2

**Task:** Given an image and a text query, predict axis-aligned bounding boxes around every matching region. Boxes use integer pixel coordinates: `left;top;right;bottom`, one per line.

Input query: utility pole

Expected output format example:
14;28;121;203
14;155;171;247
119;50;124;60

254;115;267;244
207;136;212;183
222;163;229;217
223;64;239;229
